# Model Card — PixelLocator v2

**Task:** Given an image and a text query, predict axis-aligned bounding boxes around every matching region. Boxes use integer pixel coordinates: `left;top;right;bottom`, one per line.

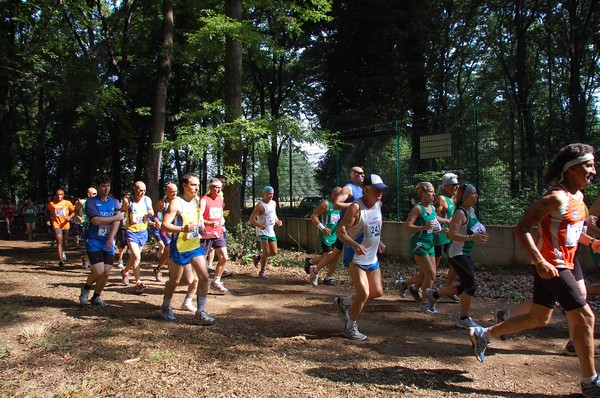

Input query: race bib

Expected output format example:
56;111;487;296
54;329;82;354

98;226;110;237
185;226;199;240
368;221;382;238
565;222;583;247
265;215;275;226
209;207;222;219
430;219;442;233
471;222;486;234
133;214;145;224
329;213;340;225
55;208;66;217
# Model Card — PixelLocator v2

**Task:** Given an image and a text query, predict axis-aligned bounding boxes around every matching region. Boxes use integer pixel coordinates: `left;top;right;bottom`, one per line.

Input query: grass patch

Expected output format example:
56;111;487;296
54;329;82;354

0;303;19;319
18;323;51;348
148;349;173;362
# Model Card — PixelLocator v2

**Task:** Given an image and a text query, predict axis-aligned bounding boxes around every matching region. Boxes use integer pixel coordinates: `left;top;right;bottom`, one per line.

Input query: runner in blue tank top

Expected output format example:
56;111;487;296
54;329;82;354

78;175;124;308
309;166;365;284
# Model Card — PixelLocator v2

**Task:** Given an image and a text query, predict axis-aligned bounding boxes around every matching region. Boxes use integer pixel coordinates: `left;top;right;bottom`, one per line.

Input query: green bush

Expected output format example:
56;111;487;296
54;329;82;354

226;222;260;264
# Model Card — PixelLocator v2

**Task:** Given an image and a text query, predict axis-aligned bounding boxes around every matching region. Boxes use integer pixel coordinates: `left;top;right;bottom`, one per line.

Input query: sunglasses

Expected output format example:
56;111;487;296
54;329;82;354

353;171;365;175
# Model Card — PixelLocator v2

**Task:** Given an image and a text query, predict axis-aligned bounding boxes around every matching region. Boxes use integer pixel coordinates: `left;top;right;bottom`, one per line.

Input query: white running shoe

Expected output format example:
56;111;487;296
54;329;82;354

456;316;480;329
117;259;125;269
309;265;319;286
62;252;67;261
196;310;215;325
342;324;367;341
211;280;229;293
79;286;90;305
91;296;108;308
181;299;197;313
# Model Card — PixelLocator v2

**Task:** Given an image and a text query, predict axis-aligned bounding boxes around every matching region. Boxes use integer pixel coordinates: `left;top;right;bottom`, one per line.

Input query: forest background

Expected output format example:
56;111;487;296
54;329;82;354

1;0;599;228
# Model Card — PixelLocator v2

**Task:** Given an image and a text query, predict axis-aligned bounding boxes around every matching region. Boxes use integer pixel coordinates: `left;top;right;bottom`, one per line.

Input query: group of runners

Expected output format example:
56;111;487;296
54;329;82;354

9;142;600;396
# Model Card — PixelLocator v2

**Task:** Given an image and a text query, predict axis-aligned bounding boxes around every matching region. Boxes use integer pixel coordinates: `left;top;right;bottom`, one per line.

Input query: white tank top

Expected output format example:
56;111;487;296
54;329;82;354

256;200;277;237
348;199;382;266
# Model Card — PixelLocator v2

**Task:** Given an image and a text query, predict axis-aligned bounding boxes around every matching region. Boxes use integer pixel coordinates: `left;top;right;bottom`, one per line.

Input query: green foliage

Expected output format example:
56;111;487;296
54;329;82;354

225;221;260;264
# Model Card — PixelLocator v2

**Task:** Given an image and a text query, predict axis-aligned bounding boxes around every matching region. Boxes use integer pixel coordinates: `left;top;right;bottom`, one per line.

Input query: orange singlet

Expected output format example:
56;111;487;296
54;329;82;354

536;184;585;270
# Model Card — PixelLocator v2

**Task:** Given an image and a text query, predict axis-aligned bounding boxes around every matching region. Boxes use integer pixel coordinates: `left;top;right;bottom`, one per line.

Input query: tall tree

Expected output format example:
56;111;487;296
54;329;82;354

144;0;174;201
223;0;243;228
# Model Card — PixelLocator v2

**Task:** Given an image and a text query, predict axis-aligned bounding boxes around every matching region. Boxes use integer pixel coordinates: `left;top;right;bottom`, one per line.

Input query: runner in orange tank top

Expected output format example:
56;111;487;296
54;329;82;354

467;143;600;397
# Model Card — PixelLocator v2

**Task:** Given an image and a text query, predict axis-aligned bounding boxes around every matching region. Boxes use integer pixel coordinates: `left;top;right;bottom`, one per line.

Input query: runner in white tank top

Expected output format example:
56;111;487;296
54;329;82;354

335;174;387;341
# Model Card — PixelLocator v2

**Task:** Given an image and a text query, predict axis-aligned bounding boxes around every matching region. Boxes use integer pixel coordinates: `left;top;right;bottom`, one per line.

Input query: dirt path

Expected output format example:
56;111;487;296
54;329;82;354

0;237;594;397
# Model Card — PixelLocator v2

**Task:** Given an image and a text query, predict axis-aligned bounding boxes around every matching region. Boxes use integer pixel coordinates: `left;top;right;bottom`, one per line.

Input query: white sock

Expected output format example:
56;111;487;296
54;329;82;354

583;374;598;384
214;276;221;283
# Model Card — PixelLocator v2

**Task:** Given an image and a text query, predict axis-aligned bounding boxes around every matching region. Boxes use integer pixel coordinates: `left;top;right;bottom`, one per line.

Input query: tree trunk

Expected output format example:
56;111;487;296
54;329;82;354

144;0;173;201
223;0;243;229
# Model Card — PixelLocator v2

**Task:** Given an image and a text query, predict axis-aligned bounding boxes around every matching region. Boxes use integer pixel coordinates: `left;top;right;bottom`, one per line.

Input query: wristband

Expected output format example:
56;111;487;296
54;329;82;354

534;258;544;266
180;225;184;232
317;223;325;231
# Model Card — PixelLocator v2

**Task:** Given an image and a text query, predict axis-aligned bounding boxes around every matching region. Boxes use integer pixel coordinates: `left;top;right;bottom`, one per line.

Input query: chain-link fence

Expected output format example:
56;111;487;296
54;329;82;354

244;110;600;225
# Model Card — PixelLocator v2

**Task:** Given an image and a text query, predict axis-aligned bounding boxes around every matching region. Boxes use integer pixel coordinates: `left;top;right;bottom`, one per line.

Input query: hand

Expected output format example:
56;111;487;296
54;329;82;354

323;227;332;236
424;221;435;230
154;219;162;229
378;242;386;253
353;242;367;256
474;233;489;244
198;226;206;235
115;212;125;221
106;237;114;250
592;239;600;254
535;259;559;279
276;220;283;227
441;227;449;234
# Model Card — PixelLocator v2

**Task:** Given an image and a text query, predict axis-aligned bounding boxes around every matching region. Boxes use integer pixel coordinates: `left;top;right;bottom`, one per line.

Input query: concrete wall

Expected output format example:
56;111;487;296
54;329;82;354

276;218;596;271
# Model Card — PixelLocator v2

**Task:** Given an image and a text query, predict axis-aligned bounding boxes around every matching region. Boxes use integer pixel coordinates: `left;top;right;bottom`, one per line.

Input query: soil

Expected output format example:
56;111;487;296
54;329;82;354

1;235;599;397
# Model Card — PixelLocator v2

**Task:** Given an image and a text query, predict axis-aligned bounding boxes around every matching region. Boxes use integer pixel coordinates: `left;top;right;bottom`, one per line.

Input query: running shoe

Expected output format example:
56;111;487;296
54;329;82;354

58;260;64;268
323;277;336;286
91;296;108;308
425;288;437;313
494;309;510;340
161;306;176;321
81;256;89;269
420;302;438;315
79;286;90;305
309;265;319;286
154;268;163;282
258;269;268;279
221;269;233;278
446;294;460;302
304;257;312;274
253;254;261;268
117;260;125;269
181;299;197;313
408;285;422;301
469;326;489;362
334;297;350;323
494;309;509;323
564;340;600;357
196;310;215;325
121;271;130;286
211;280;229;293
394;279;408;298
456;316;480;329
342;324;368;341
135;281;147;294
581;374;600;397
62;252;67;261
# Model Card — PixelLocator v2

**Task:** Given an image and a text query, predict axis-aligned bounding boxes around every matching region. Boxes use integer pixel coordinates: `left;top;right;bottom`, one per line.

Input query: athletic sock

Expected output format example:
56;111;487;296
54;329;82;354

583;374;598;384
214;276;221;283
197;296;207;312
162;298;172;308
345;319;357;329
